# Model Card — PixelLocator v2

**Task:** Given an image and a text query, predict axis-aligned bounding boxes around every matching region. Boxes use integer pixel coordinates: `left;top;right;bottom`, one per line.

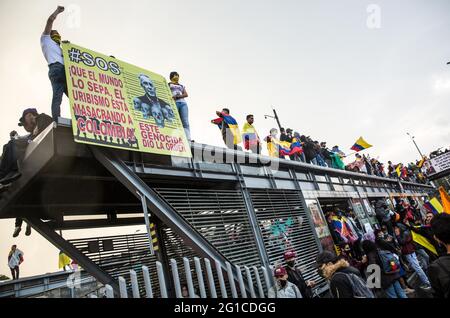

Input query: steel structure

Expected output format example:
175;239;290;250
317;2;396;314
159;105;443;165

0;118;434;297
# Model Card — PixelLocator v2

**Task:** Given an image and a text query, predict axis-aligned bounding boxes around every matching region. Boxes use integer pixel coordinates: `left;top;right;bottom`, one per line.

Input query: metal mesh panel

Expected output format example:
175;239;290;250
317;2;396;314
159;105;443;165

161;224;233;298
68;233;159;297
249;189;325;288
155;188;262;268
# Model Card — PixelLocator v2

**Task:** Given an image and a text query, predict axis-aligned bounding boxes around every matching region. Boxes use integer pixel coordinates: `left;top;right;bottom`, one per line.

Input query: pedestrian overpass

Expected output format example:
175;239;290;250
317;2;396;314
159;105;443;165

0;118;434;297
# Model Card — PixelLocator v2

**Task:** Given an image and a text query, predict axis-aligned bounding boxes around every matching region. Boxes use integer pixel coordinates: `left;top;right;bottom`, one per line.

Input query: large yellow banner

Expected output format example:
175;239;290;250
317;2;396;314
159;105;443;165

62;42;191;157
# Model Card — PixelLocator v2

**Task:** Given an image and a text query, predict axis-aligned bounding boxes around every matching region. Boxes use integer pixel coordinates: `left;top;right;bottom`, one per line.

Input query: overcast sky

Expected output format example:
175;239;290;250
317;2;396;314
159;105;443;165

1;0;449;278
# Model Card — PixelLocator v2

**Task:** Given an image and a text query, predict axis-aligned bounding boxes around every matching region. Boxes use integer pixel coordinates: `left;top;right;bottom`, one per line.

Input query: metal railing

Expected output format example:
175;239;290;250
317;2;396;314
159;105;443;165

100;256;322;299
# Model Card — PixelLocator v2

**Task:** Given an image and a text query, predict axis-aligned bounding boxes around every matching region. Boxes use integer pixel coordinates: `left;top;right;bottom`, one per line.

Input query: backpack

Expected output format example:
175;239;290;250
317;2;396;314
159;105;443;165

377;250;400;274
334;272;375;298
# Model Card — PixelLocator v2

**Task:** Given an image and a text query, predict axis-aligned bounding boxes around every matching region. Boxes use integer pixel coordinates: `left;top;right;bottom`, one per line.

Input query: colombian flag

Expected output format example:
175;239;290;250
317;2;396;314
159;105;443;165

282;137;303;156
242;123;260;150
212;113;242;145
266;137;303;157
423;198;444;215
350;137;372;152
411;226;438;256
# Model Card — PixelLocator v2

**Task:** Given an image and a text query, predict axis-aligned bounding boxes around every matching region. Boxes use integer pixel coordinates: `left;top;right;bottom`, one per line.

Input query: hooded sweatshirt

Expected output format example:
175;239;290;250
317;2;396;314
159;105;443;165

323;259;362;298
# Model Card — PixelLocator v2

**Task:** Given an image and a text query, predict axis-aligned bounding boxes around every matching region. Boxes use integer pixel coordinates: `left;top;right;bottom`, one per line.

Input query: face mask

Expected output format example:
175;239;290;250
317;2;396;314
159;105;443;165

286;261;295;268
51;34;61;44
279;279;288;288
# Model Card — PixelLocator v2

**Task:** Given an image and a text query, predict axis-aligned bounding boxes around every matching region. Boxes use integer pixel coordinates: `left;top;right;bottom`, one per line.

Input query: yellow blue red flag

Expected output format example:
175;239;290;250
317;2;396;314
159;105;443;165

351;137;372;152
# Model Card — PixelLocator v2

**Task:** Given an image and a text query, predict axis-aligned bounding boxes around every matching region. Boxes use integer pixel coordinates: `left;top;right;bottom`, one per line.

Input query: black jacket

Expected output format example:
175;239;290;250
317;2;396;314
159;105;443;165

321;147;332;160
302;141;317;161
286;266;313;298
428;254;450;298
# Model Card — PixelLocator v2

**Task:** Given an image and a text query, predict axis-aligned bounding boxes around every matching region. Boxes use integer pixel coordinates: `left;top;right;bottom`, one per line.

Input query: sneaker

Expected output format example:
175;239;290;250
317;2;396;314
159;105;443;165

13;226;21;238
25;225;31;236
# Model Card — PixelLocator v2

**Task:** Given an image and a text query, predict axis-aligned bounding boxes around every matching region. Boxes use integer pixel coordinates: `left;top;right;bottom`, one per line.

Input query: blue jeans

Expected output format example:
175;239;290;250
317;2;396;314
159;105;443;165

316;154;327;167
310;157;318;165
176;101;191;141
385;280;407;298
405;253;431;286
48;63;68;121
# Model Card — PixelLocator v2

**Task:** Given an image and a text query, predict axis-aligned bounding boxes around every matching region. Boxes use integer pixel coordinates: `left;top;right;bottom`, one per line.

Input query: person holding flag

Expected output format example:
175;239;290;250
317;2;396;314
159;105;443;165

241;114;261;154
265;129;303;159
211;108;242;150
265;128;286;158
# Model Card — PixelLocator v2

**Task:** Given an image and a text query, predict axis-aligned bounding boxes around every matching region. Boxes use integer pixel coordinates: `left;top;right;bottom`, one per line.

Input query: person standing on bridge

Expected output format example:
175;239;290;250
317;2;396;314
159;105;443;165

169;72;191;142
41;6;67;122
242;114;261;154
11;108;53;237
8;245;24;280
211;108;242;150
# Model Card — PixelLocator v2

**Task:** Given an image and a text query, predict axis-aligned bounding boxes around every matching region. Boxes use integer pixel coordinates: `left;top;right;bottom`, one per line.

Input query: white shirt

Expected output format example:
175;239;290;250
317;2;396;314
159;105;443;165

8;249;24;269
169;82;186;103
40;35;64;65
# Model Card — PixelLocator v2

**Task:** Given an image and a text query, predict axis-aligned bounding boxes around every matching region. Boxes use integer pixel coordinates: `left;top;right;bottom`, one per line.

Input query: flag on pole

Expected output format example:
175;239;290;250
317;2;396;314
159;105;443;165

350;137;372;152
417;157;426;168
439;186;450;214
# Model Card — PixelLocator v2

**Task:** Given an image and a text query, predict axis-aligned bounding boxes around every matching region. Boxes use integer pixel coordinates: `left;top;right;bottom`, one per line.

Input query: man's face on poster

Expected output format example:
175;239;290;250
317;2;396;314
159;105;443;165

140;75;156;97
133;97;142;111
151;104;165;127
142;103;151;119
162;105;175;122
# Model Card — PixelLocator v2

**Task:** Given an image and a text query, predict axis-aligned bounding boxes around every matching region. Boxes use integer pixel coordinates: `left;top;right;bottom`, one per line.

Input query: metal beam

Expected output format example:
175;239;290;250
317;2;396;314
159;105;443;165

90;146;248;290
24;217;119;294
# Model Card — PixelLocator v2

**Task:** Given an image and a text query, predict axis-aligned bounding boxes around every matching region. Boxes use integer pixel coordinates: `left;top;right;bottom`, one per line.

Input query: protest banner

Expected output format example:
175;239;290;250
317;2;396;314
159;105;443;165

62;42;191;157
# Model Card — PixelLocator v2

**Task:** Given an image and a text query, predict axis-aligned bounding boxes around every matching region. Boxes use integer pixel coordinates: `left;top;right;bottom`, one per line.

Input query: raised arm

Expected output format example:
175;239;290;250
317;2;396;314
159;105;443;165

43;6;65;35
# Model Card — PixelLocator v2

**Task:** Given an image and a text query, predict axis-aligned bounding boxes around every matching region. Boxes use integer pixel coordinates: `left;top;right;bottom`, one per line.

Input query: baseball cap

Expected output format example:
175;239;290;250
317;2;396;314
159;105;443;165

283;250;296;261
274;266;287;278
18;108;38;126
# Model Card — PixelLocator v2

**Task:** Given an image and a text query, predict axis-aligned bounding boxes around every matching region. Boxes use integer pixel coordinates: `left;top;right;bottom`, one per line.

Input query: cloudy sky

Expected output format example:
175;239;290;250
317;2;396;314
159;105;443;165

0;0;449;278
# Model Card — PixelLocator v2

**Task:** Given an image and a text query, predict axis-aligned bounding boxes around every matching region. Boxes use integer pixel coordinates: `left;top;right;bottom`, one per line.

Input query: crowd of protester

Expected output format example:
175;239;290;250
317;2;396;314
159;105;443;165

210;108;434;185
270;200;450;298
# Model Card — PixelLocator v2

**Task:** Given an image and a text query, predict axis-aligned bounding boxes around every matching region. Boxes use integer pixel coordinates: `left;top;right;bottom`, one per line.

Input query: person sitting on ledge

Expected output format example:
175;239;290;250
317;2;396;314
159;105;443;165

0;108;53;237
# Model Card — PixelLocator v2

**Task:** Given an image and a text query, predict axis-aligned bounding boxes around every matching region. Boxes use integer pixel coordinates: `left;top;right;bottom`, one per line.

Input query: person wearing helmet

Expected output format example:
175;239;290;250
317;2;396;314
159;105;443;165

284;250;316;298
268;266;302;298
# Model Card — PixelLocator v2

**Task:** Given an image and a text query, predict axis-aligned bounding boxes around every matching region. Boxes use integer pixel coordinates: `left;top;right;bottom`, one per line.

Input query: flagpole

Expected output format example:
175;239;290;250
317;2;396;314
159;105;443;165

264;106;283;131
407;132;425;159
